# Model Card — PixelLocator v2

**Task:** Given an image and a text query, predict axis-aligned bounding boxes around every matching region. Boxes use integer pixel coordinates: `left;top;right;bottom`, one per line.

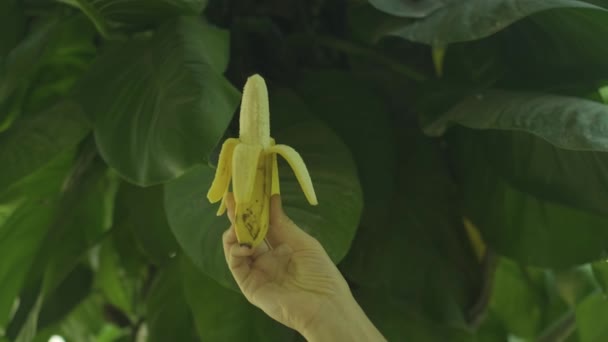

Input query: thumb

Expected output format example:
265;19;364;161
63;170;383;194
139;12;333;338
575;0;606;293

268;195;318;248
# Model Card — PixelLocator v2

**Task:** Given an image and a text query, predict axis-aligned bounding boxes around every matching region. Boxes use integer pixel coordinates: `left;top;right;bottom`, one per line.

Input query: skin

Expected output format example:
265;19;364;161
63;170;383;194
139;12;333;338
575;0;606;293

222;193;386;341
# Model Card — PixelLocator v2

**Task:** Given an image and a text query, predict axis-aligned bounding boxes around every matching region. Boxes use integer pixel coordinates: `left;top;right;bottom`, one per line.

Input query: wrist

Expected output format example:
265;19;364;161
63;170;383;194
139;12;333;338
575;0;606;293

299;294;385;342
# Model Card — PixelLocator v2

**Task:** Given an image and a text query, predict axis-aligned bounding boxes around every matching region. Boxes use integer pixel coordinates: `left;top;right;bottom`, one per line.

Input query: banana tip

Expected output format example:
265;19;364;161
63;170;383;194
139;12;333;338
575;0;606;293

245;74;267;89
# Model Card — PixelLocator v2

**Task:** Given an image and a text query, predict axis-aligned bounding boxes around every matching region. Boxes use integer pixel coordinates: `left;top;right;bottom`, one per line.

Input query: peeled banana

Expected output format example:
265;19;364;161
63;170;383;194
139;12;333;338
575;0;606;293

207;74;318;248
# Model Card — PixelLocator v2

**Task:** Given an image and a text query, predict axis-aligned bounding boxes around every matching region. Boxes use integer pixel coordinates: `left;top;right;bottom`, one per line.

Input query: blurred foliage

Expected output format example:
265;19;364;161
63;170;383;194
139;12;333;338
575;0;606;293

2;0;608;340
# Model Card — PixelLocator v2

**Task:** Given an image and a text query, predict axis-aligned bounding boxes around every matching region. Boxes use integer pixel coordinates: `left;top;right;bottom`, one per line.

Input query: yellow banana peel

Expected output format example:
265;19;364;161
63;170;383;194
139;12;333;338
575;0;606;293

207;74;318;247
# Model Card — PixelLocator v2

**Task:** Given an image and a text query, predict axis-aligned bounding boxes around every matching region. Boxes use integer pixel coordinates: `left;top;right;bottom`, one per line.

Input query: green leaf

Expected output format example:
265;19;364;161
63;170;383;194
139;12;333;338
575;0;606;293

164;164;236;290
95;242;139;318
39;157;118;295
165;89;362;289
64;0;207;37
0;153;73;329
381;0;600;45
369;0;451;18
1;18;56;106
354;289;473;341
425;90;608;266
8;265;94;340
1;16;96;130
0;101;90;192
347;3;413;44
434;92;608;214
499;8;608;86
488;258;546;338
58;294;126;342
440;39;507;86
180;257;295;341
270;117;362;262
424;91;608;151
113;183;179;266
74;17;239;186
0;0;26;56
450;127;608;266
340;126;480;327
591;261;608;295
575;292;608;341
164;163;235;289
553;266;597;308
145;260;199;342
37;265;93;330
295;71;395;222
6;155;118;338
19;17;97;115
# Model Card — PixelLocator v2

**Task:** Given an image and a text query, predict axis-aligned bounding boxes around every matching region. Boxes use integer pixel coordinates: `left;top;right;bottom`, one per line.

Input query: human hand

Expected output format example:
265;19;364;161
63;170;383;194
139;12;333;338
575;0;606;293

222;194;386;341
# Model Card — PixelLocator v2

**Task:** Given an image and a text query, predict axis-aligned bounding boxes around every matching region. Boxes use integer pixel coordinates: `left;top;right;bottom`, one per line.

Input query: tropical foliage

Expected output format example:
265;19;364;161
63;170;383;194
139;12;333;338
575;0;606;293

2;0;608;340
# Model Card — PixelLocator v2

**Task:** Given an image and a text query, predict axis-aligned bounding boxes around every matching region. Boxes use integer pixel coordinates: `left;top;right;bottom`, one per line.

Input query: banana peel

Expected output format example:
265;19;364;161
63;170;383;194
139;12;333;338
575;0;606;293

207;74;318;247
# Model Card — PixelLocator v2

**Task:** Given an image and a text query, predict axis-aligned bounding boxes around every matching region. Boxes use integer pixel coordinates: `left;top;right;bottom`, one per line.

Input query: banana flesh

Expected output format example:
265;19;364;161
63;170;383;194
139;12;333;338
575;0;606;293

207;74;317;247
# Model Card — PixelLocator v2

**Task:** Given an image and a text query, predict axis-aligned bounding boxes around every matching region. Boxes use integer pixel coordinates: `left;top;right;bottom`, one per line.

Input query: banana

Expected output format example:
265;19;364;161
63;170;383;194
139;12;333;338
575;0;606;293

207;74;318;247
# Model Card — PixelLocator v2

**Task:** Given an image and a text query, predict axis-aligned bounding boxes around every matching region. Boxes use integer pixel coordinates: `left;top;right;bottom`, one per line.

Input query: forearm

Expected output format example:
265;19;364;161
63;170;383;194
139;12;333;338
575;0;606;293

300;294;386;342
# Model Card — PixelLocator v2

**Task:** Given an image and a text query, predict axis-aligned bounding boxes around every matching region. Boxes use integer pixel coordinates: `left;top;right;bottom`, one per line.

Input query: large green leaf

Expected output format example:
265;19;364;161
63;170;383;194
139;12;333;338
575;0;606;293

424;91;608;151
295;71;395;223
180;257;295;341
591;261;608;295
6;156;118;339
113;183;178;266
480;258;582;341
62;0;207;37
165;89;362;290
488;258;545;338
146;260;199;342
39;157;118;295
0;0;26;57
21;265;93;336
368;0;451;18
552;266;597;308
431;90;608;266
575;292;608;341
499;8;608;86
95;241;140;319
1;16;96;130
449;127;608;266
0;153;74;330
74;17;239;186
379;0;599;45
340;125;480;327
1;18;56;107
0;101;90;194
347;3;414;44
19;17;97;116
57;294;126;342
0;199;57;331
428;91;608;215
354;289;473;341
163;164;234;289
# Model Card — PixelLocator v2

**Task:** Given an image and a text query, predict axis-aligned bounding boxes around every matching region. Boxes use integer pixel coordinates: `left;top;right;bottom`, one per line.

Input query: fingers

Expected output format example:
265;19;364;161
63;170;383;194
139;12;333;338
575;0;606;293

223;226;253;282
222;225;237;262
223;225;270;285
